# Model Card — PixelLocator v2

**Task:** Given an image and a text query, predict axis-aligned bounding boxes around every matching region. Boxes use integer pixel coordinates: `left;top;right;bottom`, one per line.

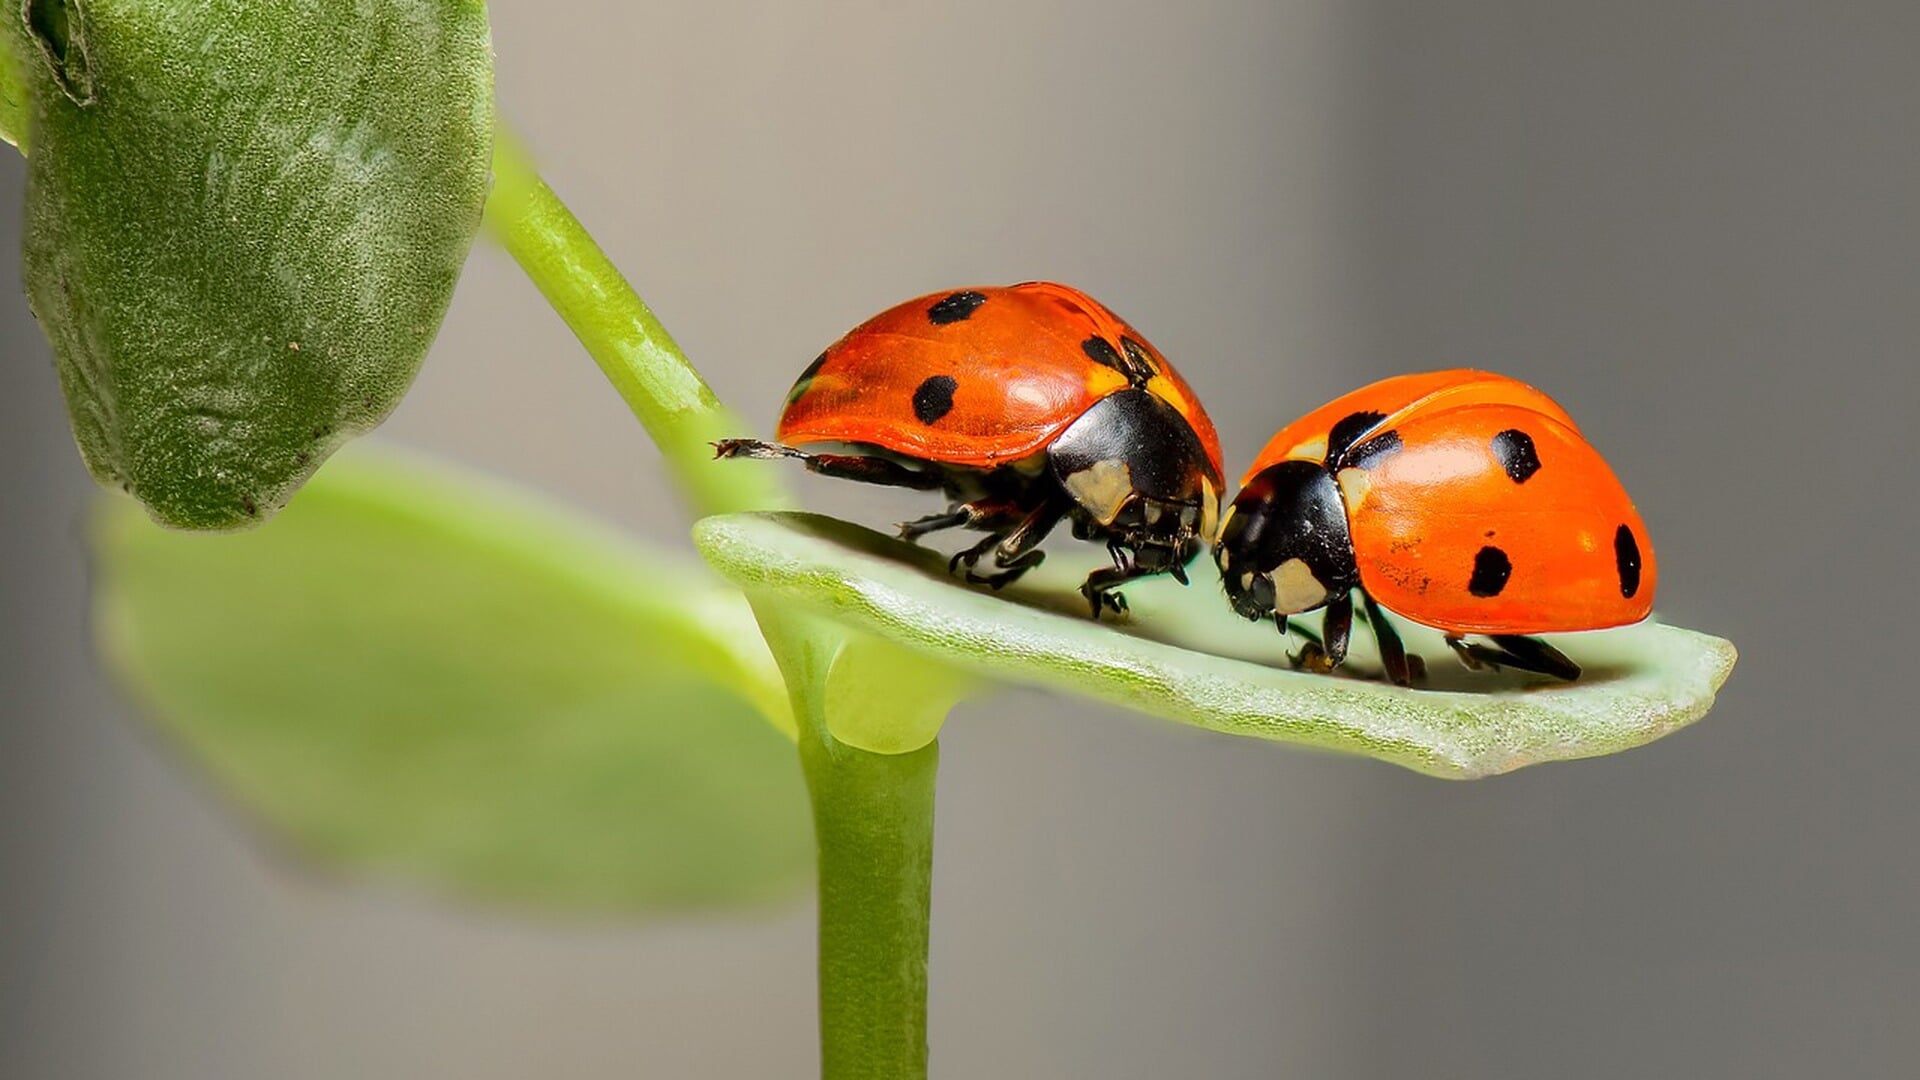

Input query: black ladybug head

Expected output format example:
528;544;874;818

1215;460;1359;621
1047;389;1221;572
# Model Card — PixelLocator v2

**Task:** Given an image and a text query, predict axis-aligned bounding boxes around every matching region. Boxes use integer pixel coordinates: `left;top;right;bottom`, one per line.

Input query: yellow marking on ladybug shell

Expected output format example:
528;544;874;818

1084;367;1130;398
1271;558;1330;614
1144;374;1187;412
1289;436;1329;462
1336;466;1371;510
1062;458;1135;525
1199;476;1220;541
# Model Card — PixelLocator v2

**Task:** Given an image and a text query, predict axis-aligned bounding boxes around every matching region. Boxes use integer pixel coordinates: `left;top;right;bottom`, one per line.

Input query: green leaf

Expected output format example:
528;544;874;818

20;1;494;529
95;449;812;914
695;512;1737;779
0;17;28;150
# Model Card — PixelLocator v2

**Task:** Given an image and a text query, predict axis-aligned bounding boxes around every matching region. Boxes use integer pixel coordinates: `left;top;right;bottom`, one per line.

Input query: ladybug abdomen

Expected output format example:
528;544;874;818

1340;406;1656;634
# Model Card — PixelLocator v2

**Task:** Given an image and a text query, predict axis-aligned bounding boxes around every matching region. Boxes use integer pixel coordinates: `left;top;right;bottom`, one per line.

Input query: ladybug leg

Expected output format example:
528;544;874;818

1293;592;1353;674
897;508;973;541
1485;635;1581;681
966;502;1065;590
947;531;1005;574
903;496;1027;544
1444;635;1581;681
711;440;943;491
1077;542;1145;618
1445;634;1489;671
1358;590;1413;687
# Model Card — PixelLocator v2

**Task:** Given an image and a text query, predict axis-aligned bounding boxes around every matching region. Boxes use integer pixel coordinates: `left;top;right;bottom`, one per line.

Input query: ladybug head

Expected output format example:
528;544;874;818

1215;460;1360;621
1047;389;1222;573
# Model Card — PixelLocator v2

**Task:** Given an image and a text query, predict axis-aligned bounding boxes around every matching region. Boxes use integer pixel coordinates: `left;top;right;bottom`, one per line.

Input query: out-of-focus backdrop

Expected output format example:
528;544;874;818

3;3;1915;1076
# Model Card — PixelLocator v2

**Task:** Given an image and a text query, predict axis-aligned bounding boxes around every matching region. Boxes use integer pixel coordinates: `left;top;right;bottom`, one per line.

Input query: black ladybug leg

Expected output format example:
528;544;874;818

1487;635;1581;681
1297;592;1353;674
1445;634;1487;670
902;496;1028;543
948;532;1004;574
1445;634;1581;682
1078;543;1147;618
712;439;943;491
967;502;1064;590
897;508;972;541
1358;590;1413;687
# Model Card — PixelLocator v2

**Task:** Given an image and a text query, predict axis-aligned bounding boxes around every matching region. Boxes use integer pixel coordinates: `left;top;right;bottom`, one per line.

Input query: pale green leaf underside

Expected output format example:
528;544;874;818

95;448;809;914
695;512;1736;779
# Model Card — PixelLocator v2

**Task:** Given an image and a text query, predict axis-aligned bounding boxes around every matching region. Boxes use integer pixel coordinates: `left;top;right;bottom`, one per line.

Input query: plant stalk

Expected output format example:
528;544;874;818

483;130;787;518
488;129;938;1079
800;726;938;1080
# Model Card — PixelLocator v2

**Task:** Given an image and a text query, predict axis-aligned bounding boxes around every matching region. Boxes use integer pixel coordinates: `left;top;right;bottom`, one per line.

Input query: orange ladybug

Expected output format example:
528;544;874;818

1214;370;1655;684
716;283;1224;615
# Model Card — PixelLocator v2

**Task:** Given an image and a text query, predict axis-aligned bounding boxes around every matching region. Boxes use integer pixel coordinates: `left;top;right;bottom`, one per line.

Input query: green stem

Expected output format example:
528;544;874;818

802;723;937;1080
483;131;786;518
487;128;935;1079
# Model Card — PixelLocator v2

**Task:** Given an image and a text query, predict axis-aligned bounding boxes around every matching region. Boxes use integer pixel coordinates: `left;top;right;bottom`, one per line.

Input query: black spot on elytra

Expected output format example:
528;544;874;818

1614;524;1642;598
912;374;958;424
1468;546;1512;597
1346;429;1403;469
786;350;830;404
1326;411;1387;463
927;291;988;325
1490;428;1542;483
1082;335;1125;372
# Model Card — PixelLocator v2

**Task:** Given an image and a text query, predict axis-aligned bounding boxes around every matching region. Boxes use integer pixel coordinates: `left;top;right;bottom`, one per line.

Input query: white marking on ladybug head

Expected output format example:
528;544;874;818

1271;557;1329;614
1062;458;1135;525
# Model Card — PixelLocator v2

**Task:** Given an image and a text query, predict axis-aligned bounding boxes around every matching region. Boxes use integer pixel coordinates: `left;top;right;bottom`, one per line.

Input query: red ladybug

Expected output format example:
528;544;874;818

716;282;1224;615
1214;370;1656;684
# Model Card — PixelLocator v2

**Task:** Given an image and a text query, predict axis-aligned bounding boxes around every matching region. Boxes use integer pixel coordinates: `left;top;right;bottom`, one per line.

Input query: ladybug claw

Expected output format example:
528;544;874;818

965;570;1010;590
1079;586;1128;618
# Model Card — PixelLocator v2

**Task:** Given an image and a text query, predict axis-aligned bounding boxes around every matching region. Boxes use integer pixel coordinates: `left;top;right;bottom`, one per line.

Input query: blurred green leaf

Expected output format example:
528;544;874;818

21;1;493;528
95;449;811;914
696;512;1737;779
0;22;26;150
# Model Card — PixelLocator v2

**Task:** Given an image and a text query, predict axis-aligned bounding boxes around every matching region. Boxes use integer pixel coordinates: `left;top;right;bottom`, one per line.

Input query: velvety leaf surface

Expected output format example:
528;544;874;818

696;512;1736;779
95;450;811;914
21;1;493;528
0;27;26;149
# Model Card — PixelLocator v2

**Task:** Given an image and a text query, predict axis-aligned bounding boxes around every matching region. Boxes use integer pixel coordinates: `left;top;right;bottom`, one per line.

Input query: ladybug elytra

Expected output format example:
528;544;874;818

1215;370;1656;684
716;282;1224;615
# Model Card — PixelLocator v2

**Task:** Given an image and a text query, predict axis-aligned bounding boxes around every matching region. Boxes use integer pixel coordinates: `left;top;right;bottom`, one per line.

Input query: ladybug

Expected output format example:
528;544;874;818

715;282;1224;616
1214;370;1656;684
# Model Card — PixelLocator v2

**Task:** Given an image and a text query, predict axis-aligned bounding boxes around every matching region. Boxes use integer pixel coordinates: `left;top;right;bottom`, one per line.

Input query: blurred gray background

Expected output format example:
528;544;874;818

4;2;1915;1076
